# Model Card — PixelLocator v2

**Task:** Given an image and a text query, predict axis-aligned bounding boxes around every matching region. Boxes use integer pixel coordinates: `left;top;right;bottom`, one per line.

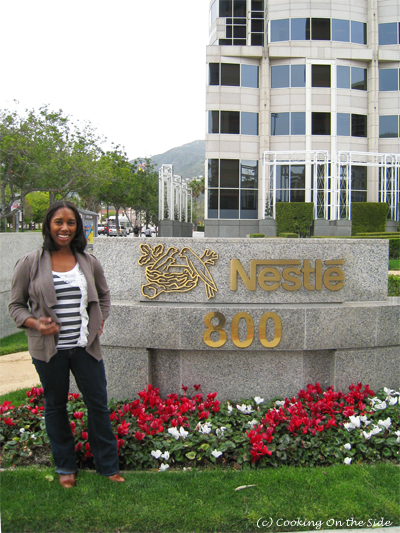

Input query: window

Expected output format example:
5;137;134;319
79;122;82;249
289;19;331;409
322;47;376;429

241;112;258;135
337;66;350;88
351;166;367;202
271;113;289;135
221;111;240;134
291;18;310;40
379;22;398;45
210;0;217;26
208;111;219;134
270;19;289;42
275;164;305;203
241;65;259;88
208;111;258;135
379;116;399;138
291;65;306;87
337;113;350;136
379;69;399;92
312;65;331;87
271;65;289;88
312;113;331;135
351;114;367;137
207;159;258;219
351;21;367;44
332;19;349;42
351;67;367;91
209;63;220;85
221;63;240;86
291;113;305;135
312;18;330;40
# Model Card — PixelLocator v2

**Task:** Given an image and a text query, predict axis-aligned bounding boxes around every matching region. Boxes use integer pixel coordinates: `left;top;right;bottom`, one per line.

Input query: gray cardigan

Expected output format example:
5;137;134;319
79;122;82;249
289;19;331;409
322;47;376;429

9;247;111;362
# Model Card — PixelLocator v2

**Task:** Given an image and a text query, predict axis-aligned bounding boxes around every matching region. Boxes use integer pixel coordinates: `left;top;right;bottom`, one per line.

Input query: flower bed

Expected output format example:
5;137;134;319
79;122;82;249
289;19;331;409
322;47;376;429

1;383;399;471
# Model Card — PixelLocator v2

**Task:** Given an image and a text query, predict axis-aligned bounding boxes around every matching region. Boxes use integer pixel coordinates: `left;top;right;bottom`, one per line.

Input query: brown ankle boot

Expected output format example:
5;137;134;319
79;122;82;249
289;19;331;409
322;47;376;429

59;473;76;488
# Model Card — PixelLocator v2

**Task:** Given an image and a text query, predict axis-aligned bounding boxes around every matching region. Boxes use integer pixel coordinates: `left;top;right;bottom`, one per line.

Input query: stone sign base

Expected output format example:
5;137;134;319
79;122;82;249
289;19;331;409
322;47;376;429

100;300;400;401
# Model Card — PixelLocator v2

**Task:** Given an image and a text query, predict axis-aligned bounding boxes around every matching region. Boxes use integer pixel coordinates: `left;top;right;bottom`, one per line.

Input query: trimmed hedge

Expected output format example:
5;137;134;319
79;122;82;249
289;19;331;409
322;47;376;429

196;225;205;232
388;274;400;296
279;233;298;238
276;203;314;237
351;203;387;236
250;233;265;238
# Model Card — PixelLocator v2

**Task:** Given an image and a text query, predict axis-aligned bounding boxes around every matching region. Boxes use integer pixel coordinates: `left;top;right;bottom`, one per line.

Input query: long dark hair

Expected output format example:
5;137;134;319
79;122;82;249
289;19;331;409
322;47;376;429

42;201;87;253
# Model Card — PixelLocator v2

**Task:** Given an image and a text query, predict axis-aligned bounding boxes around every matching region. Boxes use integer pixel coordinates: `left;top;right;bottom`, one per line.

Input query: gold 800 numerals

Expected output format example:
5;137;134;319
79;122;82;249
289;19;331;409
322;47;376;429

203;311;282;349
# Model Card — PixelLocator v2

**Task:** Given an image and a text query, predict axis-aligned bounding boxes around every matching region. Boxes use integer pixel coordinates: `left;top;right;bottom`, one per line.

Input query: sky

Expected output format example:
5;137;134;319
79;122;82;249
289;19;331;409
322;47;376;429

0;1;209;161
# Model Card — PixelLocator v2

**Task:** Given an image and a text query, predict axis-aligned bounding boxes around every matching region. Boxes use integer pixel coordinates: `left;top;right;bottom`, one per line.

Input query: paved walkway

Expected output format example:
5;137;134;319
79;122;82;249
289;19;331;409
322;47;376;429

0;351;39;395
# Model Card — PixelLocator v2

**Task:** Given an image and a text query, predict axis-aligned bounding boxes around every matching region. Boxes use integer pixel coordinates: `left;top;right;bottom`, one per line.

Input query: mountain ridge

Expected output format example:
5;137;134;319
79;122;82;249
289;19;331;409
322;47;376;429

134;139;205;180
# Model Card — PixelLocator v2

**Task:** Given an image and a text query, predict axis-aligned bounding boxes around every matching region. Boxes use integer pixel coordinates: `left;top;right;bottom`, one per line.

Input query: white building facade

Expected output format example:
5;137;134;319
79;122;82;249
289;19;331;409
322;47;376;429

205;0;400;236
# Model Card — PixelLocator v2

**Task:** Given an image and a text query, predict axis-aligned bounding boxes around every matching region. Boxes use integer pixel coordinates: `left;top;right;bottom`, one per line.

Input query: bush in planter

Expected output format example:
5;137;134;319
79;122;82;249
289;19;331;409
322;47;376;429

276;203;314;238
351;203;387;236
279;233;298;238
250;234;265;238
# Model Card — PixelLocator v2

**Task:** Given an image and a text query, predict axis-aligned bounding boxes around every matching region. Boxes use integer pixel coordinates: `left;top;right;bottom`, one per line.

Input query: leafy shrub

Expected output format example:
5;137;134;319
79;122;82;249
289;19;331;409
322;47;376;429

276;203;314;238
250;234;265;238
1;383;399;471
388;275;400;296
196;225;205;232
279;233;298;238
351;203;387;236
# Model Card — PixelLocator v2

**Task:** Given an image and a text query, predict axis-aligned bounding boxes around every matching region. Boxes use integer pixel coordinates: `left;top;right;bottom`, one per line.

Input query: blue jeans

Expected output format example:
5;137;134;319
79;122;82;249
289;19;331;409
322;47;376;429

33;347;119;477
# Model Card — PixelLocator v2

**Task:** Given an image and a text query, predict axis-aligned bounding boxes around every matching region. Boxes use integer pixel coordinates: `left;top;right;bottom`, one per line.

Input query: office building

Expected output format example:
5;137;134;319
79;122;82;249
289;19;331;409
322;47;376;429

205;0;400;236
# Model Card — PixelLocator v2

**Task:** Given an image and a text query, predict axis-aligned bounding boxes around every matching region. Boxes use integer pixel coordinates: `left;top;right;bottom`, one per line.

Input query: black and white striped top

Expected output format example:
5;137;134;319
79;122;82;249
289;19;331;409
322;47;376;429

52;263;89;350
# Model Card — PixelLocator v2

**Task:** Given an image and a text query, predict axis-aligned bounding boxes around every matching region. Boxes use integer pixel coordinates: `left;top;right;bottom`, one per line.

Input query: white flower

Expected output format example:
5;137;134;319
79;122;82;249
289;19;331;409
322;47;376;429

179;427;188;439
344;443;352;450
384;387;396;396
151;450;162;459
363;431;372;440
394;431;400;444
344;416;361;431
247;419;259;428
275;400;285;407
373;401;387;411
360;415;370;425
349;415;361;428
378;417;391;430
168;427;180;440
161;451;170;461
227;405;233;413
216;427;226;436
254;396;264;405
159;463;169;472
344;457;352;465
236;404;254;414
198;422;212;434
211;450;223;458
389;397;398;406
20;428;25;433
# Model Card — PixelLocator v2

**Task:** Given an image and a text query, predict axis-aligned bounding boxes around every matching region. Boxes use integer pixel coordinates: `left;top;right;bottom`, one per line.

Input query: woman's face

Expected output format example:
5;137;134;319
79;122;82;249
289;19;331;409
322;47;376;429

49;207;77;249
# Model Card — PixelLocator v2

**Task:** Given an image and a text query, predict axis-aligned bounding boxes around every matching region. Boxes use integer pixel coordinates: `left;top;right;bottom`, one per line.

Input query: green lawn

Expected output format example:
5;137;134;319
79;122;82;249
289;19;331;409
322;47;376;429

389;259;400;271
1;463;399;533
0;331;28;355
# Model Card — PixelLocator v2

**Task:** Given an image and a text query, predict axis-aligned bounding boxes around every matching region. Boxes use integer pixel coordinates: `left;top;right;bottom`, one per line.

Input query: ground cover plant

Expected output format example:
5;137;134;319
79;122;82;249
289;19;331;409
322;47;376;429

1;382;399;471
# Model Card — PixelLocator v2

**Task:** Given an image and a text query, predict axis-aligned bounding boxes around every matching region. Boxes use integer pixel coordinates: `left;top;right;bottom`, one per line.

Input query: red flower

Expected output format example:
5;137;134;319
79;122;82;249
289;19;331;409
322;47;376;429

194;384;201;390
82;431;88;440
73;411;84;420
2;417;15;426
134;431;145;441
182;385;188;393
0;401;15;414
117;421;130;436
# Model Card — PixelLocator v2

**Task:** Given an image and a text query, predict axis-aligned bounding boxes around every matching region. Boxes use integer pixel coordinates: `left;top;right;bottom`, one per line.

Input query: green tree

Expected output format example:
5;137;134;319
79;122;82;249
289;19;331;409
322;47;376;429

188;176;204;199
98;149;137;230
131;158;158;228
24;192;50;224
0;104;102;227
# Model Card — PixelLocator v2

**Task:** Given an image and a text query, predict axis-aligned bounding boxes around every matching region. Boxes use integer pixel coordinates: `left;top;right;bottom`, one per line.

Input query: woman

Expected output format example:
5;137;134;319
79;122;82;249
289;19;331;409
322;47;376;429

9;201;125;488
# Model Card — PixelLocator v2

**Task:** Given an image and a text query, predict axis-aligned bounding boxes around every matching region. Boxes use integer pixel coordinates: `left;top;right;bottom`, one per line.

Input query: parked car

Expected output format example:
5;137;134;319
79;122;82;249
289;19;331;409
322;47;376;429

98;225;106;235
108;225;126;237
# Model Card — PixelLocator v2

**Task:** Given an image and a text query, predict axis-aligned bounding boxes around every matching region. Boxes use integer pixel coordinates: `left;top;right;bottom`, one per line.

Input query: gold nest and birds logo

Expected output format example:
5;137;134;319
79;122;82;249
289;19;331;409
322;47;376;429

138;244;219;300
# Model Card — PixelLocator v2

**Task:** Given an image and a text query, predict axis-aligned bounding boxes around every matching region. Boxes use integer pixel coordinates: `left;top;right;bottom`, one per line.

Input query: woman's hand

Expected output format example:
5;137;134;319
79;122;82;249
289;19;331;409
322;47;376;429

24;317;60;336
98;320;105;336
